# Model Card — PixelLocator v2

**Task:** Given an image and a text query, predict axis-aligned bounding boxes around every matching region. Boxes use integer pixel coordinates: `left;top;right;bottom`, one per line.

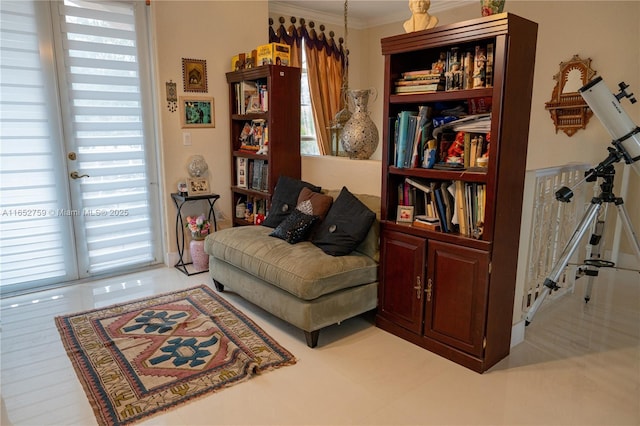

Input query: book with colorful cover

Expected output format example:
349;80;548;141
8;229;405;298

395;111;415;168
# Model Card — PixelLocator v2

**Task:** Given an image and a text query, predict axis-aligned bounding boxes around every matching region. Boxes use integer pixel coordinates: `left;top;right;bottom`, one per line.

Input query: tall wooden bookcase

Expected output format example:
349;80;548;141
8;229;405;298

225;65;301;226
376;14;538;373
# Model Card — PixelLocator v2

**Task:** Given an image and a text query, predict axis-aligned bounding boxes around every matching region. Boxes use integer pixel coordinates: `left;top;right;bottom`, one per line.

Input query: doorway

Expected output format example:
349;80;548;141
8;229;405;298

0;0;162;295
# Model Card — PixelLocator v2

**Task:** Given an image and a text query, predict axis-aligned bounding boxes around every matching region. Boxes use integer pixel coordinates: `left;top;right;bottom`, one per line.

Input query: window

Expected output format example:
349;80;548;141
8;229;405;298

300;41;319;156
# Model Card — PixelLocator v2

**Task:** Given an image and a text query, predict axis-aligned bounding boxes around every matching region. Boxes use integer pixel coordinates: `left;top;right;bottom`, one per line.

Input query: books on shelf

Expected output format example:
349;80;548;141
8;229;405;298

234;81;268;114
395;70;445;94
397;178;486;238
393;106;433;169
241;81;257;114
250;159;269;192
391;41;495;95
392;105;490;171
395;83;444;94
395;111;415;168
236;157;269;192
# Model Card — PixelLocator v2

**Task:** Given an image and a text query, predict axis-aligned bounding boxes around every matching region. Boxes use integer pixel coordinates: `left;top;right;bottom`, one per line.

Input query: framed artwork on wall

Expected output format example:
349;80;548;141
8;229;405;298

180;96;215;128
182;58;207;92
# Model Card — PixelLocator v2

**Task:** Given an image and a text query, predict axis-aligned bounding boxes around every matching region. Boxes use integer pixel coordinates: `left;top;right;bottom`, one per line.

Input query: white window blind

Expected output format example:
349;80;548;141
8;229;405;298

57;0;158;274
0;1;73;288
0;0;160;292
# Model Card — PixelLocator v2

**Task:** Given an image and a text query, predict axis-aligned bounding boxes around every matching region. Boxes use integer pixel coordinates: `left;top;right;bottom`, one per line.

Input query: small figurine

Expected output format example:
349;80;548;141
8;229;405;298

446;131;465;164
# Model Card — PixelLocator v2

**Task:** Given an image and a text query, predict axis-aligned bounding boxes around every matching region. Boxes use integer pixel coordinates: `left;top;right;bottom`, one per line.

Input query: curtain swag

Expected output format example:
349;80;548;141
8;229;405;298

269;17;347;67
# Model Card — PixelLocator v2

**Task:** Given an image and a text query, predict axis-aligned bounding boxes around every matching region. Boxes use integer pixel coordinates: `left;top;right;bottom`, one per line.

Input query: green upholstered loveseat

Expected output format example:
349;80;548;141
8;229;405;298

204;191;379;347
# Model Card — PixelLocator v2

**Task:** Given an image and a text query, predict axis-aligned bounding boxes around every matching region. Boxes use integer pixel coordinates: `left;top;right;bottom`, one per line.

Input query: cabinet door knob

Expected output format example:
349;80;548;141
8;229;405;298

414;276;422;299
425;278;433;302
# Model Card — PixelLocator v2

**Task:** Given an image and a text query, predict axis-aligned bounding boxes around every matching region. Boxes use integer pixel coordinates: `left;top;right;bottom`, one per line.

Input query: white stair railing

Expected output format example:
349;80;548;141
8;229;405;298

521;163;595;313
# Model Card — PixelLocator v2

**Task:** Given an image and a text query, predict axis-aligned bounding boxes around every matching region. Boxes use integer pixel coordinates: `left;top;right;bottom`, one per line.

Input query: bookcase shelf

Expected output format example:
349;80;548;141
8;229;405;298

376;13;538;373
389;87;493;104
226;65;301;226
388;166;488;183
232;151;268;161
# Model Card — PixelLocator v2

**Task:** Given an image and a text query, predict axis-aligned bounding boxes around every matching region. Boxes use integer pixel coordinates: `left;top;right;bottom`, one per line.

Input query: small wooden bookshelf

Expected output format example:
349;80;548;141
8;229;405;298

225;65;301;226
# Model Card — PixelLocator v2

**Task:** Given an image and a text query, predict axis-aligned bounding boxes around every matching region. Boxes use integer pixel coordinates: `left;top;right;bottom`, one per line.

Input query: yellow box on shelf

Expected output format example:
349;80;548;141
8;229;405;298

256;43;290;66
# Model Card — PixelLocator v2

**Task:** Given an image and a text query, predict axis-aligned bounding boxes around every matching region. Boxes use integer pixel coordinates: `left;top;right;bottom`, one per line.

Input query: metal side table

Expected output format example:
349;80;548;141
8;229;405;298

171;192;220;276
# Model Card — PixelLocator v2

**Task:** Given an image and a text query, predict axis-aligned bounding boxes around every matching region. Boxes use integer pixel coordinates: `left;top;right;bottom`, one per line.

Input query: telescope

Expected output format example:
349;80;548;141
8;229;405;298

580;76;640;174
555;76;640;203
525;76;640;325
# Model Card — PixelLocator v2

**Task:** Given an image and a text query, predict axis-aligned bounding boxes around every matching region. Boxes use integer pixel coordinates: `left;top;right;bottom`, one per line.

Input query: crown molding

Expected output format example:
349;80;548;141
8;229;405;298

270;2;365;30
270;1;474;30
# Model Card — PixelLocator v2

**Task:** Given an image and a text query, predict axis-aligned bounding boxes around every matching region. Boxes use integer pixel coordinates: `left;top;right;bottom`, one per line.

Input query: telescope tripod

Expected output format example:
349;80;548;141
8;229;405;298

525;164;640;325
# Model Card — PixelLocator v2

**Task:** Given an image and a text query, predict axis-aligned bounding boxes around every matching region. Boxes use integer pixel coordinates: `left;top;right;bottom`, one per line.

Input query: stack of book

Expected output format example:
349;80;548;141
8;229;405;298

394;70;445;94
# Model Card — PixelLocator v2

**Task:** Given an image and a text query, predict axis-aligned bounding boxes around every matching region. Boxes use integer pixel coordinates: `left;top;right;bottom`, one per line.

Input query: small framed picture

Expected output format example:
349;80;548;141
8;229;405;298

396;205;415;224
180;96;215;128
182;58;207;92
187;177;210;196
236;157;248;188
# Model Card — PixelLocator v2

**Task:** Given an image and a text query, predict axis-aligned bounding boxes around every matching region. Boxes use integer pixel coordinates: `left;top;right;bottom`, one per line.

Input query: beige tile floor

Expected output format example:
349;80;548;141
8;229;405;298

1;265;638;425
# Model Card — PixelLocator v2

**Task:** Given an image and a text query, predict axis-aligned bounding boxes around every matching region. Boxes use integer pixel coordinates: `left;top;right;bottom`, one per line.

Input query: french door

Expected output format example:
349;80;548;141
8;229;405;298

0;0;162;295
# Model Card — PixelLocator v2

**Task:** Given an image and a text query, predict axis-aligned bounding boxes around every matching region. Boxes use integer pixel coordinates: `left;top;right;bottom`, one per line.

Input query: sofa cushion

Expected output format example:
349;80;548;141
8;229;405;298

312;187;376;256
262;176;322;228
269;209;319;244
205;225;378;301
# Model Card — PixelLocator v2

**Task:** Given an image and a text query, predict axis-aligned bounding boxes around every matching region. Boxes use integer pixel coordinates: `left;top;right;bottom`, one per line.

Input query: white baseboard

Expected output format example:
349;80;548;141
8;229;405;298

511;320;526;348
166;251;180;268
612;251;639;270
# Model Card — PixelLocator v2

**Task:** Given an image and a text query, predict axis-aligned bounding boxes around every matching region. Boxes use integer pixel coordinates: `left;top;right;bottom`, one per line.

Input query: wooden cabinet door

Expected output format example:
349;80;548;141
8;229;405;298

379;230;426;334
425;240;489;357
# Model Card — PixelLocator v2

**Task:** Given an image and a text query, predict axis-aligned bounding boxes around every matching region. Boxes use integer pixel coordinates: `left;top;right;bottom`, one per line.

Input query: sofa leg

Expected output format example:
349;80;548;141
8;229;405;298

212;279;224;292
304;330;319;348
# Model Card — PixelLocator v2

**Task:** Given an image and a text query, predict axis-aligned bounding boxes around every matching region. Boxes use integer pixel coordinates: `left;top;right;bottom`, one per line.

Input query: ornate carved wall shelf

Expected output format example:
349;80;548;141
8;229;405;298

545;55;596;137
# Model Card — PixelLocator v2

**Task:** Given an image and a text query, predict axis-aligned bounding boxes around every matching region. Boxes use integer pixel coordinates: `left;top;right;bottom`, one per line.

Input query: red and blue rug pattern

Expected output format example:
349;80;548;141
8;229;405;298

55;285;296;426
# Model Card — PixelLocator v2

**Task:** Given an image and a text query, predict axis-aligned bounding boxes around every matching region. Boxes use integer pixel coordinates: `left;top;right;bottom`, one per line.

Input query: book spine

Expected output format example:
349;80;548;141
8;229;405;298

395;111;412;168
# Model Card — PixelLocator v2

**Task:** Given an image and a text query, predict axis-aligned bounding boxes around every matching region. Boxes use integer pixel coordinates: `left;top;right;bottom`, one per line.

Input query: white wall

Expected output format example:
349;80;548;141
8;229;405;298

152;1;267;263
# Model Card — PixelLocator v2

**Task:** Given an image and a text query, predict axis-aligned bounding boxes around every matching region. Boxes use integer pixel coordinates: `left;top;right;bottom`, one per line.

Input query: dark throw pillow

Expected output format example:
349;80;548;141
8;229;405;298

262;176;322;228
312;186;376;256
269;209;319;244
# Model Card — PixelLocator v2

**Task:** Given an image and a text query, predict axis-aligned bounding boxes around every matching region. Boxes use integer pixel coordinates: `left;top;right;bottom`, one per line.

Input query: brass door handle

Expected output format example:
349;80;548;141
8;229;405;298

414;276;422;299
425;278;433;302
70;171;89;179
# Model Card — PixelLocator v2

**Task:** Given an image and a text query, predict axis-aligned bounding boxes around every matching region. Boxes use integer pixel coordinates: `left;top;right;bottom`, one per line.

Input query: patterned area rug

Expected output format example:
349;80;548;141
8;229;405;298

55;285;296;426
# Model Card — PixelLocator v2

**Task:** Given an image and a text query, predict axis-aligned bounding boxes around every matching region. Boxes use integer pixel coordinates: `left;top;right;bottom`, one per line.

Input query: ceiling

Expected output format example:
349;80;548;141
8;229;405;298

270;1;473;29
